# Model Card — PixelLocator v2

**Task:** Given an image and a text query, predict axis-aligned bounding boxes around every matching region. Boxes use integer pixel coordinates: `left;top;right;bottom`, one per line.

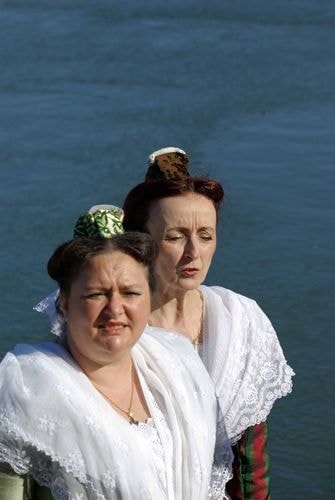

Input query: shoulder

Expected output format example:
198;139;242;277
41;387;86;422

140;326;201;366
2;341;66;365
0;342;70;388
201;285;272;326
142;325;193;351
136;328;217;420
201;284;258;307
201;286;294;438
138;326;213;382
6;341;64;355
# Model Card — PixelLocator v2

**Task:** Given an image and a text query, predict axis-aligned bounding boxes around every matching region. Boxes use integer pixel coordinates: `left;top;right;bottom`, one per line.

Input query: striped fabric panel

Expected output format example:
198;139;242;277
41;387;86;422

226;421;270;499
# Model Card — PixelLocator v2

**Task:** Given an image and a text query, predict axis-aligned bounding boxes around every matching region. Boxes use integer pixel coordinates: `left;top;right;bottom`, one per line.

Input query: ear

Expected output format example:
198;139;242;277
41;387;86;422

58;292;68;321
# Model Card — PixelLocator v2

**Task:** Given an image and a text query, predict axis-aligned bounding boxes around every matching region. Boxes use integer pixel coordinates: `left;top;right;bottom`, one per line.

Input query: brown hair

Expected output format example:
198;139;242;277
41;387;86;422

123;177;224;233
47;232;157;295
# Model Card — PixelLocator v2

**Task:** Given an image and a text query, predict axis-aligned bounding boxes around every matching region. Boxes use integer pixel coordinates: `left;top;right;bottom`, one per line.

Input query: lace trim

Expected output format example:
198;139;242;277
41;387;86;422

201;285;294;443
222;320;294;443
33;290;65;337
135;372;174;495
0;348;169;499
0;333;224;499
133;418;170;491
0;443;91;500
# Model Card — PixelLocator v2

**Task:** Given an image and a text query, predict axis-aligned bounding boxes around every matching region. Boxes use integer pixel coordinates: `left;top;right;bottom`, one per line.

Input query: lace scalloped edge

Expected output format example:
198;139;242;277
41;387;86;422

0;426;88;485
229;376;294;444
0;444;98;500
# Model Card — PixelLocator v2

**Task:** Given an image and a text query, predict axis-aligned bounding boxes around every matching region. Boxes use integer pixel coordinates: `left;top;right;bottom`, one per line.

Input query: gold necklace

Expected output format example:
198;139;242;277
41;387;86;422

192;291;204;345
92;362;139;425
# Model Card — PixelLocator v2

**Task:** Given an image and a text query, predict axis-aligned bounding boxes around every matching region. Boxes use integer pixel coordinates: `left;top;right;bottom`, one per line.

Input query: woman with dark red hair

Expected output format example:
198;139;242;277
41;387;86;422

123;147;294;499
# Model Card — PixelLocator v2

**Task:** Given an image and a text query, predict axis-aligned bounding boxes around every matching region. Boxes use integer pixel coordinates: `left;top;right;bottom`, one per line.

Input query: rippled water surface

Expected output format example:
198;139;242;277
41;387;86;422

1;1;334;497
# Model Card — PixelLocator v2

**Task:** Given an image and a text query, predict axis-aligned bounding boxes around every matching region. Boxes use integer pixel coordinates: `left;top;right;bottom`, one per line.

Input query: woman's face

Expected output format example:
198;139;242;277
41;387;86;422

146;193;217;294
60;251;151;366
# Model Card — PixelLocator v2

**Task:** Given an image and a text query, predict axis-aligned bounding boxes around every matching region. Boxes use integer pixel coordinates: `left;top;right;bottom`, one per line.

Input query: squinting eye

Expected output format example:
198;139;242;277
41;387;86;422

198;231;213;240
85;292;106;299
165;235;183;241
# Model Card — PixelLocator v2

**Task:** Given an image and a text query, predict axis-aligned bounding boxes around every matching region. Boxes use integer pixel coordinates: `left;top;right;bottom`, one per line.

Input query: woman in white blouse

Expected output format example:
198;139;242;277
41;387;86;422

0;212;230;499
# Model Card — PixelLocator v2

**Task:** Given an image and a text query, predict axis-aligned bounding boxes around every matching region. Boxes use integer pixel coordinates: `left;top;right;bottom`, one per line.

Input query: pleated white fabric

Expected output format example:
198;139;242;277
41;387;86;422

0;328;225;499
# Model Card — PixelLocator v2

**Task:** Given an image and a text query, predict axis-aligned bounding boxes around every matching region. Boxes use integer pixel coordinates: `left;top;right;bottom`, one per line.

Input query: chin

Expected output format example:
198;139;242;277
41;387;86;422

178;279;202;291
100;337;128;353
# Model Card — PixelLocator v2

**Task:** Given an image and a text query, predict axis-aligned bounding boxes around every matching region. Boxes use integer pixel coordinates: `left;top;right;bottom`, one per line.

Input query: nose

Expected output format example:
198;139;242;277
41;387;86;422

184;236;200;260
104;293;124;316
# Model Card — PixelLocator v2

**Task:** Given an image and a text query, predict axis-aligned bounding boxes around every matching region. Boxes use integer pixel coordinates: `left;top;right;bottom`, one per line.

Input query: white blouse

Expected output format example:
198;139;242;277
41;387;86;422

134;370;174;497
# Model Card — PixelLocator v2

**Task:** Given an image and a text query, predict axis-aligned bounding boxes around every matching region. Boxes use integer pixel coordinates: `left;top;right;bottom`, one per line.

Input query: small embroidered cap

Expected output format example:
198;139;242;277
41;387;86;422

73;204;124;238
145;147;190;182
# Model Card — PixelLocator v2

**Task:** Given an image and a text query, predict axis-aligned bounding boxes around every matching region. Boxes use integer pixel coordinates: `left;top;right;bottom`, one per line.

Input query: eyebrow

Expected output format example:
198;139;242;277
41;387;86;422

165;226;215;232
83;283;145;291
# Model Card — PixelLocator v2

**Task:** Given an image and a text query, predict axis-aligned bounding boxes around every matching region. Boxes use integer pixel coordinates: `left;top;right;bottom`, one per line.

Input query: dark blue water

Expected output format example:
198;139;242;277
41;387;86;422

1;1;334;497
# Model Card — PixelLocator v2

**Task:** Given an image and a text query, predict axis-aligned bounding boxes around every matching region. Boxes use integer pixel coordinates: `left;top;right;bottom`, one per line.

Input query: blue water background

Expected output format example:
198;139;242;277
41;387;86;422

1;1;334;497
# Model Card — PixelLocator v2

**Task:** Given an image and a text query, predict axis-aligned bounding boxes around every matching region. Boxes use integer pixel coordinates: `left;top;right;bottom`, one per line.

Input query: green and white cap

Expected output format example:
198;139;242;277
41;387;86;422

73;204;124;238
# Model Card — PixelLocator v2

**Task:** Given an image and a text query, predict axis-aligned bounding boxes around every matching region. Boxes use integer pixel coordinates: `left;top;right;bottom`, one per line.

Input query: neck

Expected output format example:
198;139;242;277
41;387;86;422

150;287;203;342
68;343;133;388
88;358;133;388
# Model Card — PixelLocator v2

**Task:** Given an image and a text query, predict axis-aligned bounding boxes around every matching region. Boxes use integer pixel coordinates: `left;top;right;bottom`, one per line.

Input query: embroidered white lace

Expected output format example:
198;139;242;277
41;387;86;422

0;331;223;499
200;285;294;444
190;285;295;498
132;372;174;495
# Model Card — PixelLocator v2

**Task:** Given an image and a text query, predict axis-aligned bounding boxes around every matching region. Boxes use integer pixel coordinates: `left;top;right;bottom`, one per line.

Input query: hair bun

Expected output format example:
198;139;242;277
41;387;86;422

145;147;190;182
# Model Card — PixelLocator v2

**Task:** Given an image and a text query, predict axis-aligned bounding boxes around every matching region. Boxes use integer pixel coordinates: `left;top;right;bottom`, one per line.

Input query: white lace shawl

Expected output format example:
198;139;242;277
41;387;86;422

0;329;222;500
199;285;295;444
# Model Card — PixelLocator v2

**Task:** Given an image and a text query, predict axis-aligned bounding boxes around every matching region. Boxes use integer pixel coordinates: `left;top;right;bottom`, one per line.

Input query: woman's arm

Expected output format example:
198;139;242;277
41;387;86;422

226;421;270;499
0;462;34;500
0;463;53;500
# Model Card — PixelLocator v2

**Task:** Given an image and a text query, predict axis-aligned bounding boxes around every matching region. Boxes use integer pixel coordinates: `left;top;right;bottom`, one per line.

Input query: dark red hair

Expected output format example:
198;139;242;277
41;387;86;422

123;177;224;233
